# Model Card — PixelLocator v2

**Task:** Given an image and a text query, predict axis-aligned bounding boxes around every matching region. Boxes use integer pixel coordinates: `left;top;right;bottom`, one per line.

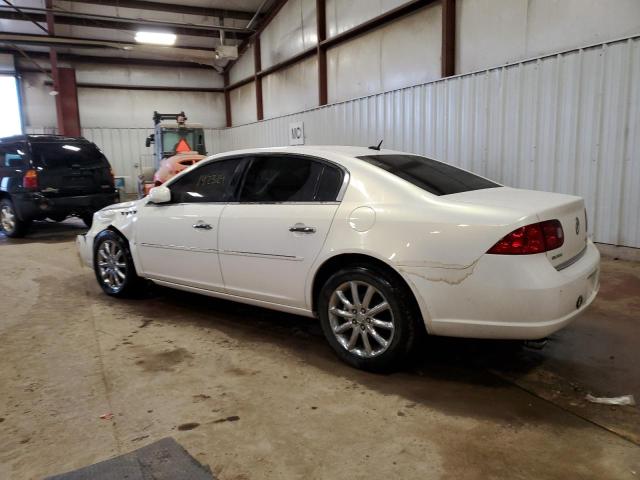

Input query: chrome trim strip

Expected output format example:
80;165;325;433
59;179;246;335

139;242;217;254
555;245;587;271
138;242;303;261
220;250;303;261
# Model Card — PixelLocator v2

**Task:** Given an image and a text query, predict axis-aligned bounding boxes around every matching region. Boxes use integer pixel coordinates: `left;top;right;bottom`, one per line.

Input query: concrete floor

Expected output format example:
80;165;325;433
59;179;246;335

0;219;639;480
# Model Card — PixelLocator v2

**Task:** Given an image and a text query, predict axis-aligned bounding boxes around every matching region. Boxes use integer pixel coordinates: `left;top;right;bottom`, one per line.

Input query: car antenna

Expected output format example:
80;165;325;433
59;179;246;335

368;140;383;151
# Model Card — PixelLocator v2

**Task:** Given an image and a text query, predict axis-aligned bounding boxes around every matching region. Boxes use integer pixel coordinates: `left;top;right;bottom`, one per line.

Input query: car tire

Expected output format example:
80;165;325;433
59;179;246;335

81;212;94;228
93;229;142;297
0;198;30;238
317;265;421;372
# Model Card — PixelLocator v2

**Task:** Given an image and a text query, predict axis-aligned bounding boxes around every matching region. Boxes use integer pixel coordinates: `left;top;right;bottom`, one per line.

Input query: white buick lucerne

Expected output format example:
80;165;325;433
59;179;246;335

77;146;600;370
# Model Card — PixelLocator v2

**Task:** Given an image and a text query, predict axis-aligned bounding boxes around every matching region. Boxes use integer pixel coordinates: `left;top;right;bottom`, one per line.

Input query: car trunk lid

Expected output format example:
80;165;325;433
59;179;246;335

446;187;587;268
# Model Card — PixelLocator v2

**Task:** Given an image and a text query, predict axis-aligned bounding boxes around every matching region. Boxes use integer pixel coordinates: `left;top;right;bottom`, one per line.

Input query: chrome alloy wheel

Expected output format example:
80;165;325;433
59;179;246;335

97;240;127;292
328;281;395;358
0;204;16;234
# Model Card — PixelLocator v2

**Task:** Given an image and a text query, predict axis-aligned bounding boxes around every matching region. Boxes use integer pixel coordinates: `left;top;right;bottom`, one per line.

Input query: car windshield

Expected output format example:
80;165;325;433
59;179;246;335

357;154;500;196
31;142;109;169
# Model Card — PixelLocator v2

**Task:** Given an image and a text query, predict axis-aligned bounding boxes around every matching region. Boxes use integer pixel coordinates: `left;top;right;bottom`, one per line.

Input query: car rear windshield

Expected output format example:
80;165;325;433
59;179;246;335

31;142;109;169
357;154;500;196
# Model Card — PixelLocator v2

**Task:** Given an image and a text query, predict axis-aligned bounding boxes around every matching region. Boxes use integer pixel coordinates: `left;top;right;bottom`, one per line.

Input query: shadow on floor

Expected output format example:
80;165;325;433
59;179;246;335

0;218;87;245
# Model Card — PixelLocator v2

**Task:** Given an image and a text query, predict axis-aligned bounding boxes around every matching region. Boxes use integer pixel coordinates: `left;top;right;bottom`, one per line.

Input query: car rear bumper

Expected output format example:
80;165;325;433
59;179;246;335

12;191;119;220
400;240;600;340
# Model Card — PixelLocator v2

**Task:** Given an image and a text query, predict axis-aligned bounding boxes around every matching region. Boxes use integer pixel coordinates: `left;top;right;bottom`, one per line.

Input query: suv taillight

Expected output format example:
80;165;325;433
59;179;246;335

487;220;564;255
23;169;38;190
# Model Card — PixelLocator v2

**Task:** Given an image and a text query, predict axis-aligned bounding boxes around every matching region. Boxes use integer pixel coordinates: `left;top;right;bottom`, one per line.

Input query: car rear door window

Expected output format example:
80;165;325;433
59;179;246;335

169;158;242;203
0;143;26;168
239;156;343;203
315;164;344;201
357;154;500;195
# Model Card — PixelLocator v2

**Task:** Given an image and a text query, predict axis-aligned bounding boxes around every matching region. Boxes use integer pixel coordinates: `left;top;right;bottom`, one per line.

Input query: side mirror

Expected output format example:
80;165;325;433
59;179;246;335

145;134;155;147
148;185;171;204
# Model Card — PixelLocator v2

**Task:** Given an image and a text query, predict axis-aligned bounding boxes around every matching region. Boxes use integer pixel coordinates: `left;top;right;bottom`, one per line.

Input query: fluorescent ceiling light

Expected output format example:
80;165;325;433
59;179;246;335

135;31;176;46
63;145;81;152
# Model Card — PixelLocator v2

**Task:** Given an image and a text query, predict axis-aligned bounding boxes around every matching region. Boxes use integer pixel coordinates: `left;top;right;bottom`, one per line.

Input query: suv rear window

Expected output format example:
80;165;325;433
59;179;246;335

31;142;109;169
357;154;500;196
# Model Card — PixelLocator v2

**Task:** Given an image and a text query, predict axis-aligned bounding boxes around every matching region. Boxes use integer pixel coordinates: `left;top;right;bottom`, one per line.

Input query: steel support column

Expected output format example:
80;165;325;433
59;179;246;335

45;0;80;135
224;71;232;127
254;37;263;121
316;0;327;106
441;0;456;77
56;67;81;136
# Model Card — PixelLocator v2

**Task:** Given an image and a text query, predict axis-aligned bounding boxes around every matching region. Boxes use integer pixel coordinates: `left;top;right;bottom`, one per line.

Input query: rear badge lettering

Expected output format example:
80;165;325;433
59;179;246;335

552;253;563;260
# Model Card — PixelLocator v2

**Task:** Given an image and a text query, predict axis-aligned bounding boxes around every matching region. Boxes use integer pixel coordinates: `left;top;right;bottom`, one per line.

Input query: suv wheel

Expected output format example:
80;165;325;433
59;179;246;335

0;198;30;238
93;230;142;297
317;265;420;371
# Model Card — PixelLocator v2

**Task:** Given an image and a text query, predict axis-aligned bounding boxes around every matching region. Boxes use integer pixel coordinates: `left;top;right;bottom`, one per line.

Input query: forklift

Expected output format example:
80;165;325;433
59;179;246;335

137;111;207;197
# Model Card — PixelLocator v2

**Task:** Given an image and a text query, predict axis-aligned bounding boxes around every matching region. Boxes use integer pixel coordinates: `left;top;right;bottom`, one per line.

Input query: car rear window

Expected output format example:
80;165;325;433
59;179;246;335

357;154;500;196
31;142;109;169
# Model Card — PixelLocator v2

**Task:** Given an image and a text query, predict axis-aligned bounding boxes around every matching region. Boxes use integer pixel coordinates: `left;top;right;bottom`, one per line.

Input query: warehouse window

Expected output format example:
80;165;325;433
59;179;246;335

0;76;22;138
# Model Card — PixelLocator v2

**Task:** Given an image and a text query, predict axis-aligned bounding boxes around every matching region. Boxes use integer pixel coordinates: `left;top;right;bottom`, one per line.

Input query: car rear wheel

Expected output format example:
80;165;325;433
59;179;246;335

0;198;30;238
318;266;420;371
93;230;142;297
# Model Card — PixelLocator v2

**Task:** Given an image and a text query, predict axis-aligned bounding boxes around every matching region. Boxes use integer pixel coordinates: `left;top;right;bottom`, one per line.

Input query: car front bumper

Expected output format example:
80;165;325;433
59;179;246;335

76;234;92;268
399;239;601;340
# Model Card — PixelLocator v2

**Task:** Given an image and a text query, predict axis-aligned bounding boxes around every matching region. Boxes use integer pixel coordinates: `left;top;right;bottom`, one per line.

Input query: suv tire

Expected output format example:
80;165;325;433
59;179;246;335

0;198;30;238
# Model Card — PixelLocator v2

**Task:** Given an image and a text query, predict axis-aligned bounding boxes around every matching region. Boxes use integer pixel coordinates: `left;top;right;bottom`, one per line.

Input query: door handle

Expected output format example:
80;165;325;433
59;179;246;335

192;222;212;230
289;225;316;234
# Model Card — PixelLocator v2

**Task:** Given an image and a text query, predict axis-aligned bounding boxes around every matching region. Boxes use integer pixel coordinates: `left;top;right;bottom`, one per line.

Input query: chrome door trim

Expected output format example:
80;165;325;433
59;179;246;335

219;250;303;261
138;242;217;254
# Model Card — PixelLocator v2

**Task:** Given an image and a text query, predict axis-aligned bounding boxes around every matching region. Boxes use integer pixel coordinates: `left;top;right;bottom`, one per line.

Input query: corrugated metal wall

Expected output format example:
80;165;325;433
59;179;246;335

213;36;640;249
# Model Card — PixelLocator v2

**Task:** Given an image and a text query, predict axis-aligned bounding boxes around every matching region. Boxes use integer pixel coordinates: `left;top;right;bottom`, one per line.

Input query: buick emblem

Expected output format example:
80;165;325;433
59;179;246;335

575;217;580;235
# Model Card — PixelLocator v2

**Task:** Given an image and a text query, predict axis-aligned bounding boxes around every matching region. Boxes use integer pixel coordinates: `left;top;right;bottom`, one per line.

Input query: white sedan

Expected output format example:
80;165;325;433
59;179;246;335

77;146;600;370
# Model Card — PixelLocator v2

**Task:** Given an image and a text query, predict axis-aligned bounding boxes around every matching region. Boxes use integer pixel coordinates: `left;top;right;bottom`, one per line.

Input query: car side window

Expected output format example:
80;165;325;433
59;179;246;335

315;164;344;201
168;158;241;203
0;143;26;168
239;156;342;203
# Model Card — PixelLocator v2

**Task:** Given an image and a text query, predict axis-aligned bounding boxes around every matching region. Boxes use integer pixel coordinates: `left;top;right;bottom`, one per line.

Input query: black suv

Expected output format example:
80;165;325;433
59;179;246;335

0;135;119;237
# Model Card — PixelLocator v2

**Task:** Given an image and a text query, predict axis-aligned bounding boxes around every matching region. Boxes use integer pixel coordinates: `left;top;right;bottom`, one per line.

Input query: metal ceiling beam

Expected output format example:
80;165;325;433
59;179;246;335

59;0;256;21
0;9;251;39
1;31;214;51
0;6;250;35
43;80;224;92
3;48;216;69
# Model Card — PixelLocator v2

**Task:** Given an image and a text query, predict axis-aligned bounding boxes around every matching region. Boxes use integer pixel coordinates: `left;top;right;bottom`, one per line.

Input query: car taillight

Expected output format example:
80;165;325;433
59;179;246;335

23;169;38;190
154;180;162;186
109;168;115;185
487;220;564;255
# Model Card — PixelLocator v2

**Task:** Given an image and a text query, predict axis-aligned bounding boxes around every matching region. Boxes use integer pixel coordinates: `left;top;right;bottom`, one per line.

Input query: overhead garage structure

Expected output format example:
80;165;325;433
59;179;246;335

1;1;640;479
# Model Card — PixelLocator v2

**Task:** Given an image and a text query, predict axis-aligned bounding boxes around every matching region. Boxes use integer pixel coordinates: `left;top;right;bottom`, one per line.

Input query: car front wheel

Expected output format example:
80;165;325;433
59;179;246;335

93;230;142;297
0;198;30;238
318;265;420;371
